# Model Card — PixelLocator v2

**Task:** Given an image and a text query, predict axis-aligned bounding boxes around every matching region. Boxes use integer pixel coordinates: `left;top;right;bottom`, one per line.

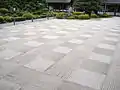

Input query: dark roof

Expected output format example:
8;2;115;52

106;0;120;4
46;0;71;3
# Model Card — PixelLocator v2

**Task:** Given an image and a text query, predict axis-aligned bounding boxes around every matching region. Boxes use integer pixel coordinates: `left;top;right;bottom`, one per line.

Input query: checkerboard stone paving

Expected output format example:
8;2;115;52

1;17;120;90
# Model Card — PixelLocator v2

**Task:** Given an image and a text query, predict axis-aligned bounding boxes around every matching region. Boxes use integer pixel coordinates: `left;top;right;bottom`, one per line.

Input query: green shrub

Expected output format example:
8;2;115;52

0;16;4;23
33;10;43;15
0;8;9;15
73;12;83;15
33;15;41;19
16;12;24;16
22;13;34;19
12;14;18;17
13;17;26;21
100;13;112;18
40;13;47;18
67;16;75;19
91;14;99;18
56;12;67;19
4;16;12;22
52;12;59;16
78;14;90;20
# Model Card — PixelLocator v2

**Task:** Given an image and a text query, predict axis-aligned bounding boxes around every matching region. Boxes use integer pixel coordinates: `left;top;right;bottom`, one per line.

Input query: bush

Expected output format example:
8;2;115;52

40;13;47;18
13;17;26;21
22;13;34;19
34;15;41;19
0;8;9;15
56;12;67;19
12;14;18;17
100;13;112;18
0;16;4;23
91;14;99;18
33;10;43;15
67;16;75;19
4;16;12;22
78;14;90;20
73;12;83;15
16;12;24;16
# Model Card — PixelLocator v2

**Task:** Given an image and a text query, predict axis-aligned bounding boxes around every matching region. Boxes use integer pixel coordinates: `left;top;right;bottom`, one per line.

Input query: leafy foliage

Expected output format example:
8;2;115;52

73;0;104;15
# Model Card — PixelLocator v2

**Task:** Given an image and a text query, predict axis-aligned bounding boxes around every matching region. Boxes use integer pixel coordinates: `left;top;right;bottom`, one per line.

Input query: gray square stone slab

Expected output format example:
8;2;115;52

0;49;21;60
68;39;84;44
24;41;43;47
3;37;20;42
42;35;59;39
93;47;114;56
5;67;62;88
89;52;111;64
104;37;119;42
25;56;55;72
97;43;116;50
0;79;21;90
67;69;106;89
80;59;109;74
80;34;93;38
53;46;72;54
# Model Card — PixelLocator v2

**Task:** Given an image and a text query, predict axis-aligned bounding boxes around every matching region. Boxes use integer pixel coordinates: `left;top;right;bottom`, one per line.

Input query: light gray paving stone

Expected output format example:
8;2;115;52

3;37;20;42
53;46;72;54
104;37;119;42
106;33;120;37
25;56;55;72
68;39;84;44
42;35;59;39
24;32;36;35
80;34;93;38
67;69;106;90
89;52;111;64
0;79;21;90
24;41;43;47
97;43;116;50
0;49;21;60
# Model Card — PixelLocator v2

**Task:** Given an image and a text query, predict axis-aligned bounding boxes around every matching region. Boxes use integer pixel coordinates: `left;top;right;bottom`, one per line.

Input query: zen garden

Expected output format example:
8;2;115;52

0;0;120;90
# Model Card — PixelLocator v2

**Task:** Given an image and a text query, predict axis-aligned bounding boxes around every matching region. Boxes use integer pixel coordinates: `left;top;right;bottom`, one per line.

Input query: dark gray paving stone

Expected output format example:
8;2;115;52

67;69;106;90
80;59;109;74
58;81;95;90
93;47;114;56
4;67;62;89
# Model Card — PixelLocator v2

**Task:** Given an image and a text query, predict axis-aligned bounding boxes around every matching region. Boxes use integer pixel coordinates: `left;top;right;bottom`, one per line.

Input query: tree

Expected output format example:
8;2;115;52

73;0;104;16
0;0;46;12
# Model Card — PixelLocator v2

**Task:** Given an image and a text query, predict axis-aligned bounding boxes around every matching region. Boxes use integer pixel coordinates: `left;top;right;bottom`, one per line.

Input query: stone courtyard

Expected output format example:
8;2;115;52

0;17;120;90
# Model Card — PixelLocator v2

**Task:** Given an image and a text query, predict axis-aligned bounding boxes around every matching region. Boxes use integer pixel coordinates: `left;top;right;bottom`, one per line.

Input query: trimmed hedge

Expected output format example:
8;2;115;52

56;12;67;19
0;16;4;23
14;17;26;21
33;10;43;15
91;14;99;18
78;14;90;19
100;13;112;18
22;13;34;19
0;8;9;15
67;16;75;19
4;16;12;22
